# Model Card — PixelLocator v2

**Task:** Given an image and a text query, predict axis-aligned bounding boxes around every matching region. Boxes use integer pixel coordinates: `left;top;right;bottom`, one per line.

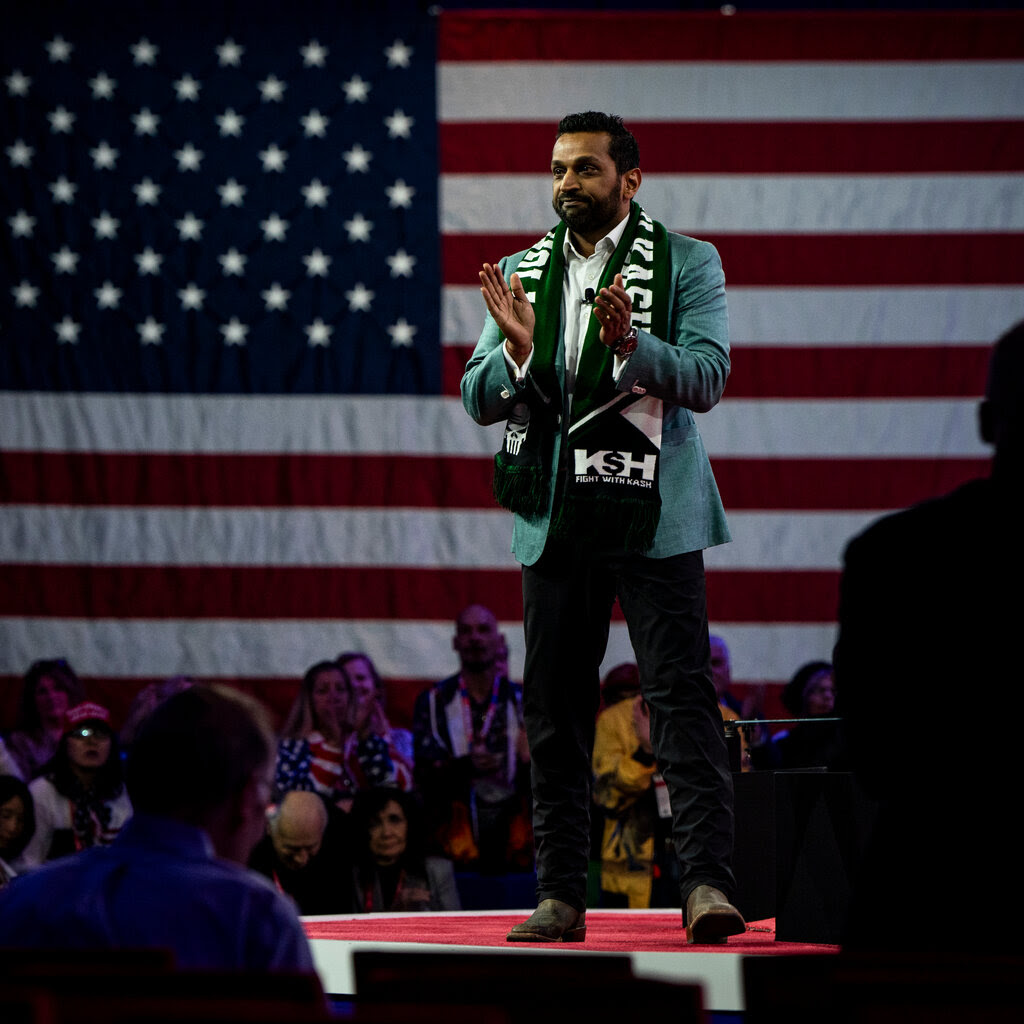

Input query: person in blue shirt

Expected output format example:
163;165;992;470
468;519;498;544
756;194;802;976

0;684;316;973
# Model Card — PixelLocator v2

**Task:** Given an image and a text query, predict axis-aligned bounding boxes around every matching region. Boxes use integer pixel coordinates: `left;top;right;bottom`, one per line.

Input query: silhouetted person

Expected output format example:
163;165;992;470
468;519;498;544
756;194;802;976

835;321;1024;951
0;685;316;971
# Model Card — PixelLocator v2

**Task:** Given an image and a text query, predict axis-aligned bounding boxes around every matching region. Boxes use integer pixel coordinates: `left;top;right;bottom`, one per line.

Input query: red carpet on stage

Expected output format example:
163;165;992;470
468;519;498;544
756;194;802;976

304;911;838;956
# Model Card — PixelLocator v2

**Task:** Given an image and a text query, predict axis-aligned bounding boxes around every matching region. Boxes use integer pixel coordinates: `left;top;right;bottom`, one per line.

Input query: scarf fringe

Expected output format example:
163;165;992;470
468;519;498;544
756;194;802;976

551;493;660;553
493;455;549;519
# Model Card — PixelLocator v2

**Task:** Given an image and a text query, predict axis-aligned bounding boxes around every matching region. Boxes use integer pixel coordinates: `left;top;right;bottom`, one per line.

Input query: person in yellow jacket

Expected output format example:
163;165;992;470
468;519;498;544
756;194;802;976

592;692;669;908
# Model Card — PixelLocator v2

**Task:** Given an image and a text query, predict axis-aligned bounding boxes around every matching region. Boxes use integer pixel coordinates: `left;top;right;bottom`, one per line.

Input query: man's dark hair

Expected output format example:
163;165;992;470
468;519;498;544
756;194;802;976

126;684;274;823
556;111;639;175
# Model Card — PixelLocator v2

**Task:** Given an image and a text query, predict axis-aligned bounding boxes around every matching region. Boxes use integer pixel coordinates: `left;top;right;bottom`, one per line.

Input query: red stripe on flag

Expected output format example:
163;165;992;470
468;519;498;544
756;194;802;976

713;457;988;512
0;452;987;511
443;345;992;400
439;11;1024;62
444;234;1024;288
0;453;988;511
0;452;495;509
441;121;1024;175
1;564;841;623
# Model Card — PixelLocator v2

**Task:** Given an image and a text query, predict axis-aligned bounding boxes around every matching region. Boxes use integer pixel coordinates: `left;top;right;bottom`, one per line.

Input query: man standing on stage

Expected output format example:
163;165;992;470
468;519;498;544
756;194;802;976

462;111;744;944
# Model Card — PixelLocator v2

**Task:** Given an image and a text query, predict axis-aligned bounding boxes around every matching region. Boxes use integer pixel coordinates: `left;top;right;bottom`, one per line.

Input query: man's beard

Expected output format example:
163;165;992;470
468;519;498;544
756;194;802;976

461;652;495;674
553;188;621;235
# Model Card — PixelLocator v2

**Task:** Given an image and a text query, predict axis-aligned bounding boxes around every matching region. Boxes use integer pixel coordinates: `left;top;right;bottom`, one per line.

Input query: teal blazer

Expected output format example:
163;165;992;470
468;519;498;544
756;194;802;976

461;230;731;567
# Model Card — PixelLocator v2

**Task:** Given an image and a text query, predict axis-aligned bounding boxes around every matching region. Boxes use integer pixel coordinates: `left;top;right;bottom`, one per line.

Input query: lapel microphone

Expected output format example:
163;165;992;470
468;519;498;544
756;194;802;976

582;288;595;305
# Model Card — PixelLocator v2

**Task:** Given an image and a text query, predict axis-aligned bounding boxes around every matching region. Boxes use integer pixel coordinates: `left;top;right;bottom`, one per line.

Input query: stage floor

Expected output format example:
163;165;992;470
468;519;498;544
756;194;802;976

304;908;838;1014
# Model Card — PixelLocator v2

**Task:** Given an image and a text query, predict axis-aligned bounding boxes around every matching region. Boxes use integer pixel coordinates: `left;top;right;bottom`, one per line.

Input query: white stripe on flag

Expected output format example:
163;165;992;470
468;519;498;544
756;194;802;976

0;507;875;571
442;174;1024;234
439;61;1024;122
444;285;1023;346
1;393;986;457
0;618;837;688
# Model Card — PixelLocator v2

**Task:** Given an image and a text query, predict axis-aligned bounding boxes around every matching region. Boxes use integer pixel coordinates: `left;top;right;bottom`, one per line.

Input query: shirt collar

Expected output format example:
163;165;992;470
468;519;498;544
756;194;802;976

562;212;630;263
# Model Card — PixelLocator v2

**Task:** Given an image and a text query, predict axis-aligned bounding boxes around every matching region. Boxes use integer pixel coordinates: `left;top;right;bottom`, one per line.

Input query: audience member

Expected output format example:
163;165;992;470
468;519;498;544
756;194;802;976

709;635;742;715
249;790;355;915
592;685;675;908
749;661;844;770
350;787;461;912
414;604;532;872
710;635;762;769
5;658;85;780
598;662;642;711
337;652;415;787
275;659;406;811
835;321;1024;952
119;674;195;750
0;684;316;971
0;775;34;887
16;702;132;870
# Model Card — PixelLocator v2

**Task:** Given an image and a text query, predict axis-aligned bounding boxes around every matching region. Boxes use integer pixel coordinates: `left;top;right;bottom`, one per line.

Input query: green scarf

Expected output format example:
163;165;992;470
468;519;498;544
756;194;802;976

493;202;670;552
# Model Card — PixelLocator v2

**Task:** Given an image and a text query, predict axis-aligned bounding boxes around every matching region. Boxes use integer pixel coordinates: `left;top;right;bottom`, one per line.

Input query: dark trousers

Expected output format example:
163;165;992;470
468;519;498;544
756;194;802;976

522;541;736;912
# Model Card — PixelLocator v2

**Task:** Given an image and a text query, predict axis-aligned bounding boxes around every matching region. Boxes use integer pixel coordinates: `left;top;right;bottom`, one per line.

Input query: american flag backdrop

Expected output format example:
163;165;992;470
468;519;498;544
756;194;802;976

2;6;1023;726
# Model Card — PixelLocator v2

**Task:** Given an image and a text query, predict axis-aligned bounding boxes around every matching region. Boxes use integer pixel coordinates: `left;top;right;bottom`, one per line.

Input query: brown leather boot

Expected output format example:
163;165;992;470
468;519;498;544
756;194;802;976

685;885;746;944
506;898;587;942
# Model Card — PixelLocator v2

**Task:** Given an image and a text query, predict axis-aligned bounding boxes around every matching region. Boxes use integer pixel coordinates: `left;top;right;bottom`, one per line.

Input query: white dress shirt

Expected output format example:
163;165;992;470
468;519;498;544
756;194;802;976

504;214;633;394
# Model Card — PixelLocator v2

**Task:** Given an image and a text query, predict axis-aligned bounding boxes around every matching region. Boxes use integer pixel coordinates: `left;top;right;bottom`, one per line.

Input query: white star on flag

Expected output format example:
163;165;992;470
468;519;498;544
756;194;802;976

132;109;160;136
302;179;330;207
54;316;81;343
259;145;288;172
176;213;204;241
260;214;289;242
135;248;163;275
95;281;122;309
301;110;329;138
13;281;40;307
261;283;291;311
388;318;417;346
259;75;286;102
384;109;414;139
386;179;415;209
51;246;79;273
221;318;249;345
219;249;247;276
90;142;119;170
92;212;119;239
301;41;329;67
175;144;204;171
218;179;246;206
216;39;244;67
178;283;206;310
174;75;202;101
47;107;75;133
5;70;31;96
217;109;245;137
303;249;332;277
138;317;165;344
131;38;159;66
133;178;161;205
345;283;374;311
9;211;35;237
384;39;413;68
49;177;77;203
89;73;117;99
6;140;33;167
305;319;333;346
343;144;372;173
46;36;73;63
342;75;370;102
387;248;417;278
344;213;373;242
